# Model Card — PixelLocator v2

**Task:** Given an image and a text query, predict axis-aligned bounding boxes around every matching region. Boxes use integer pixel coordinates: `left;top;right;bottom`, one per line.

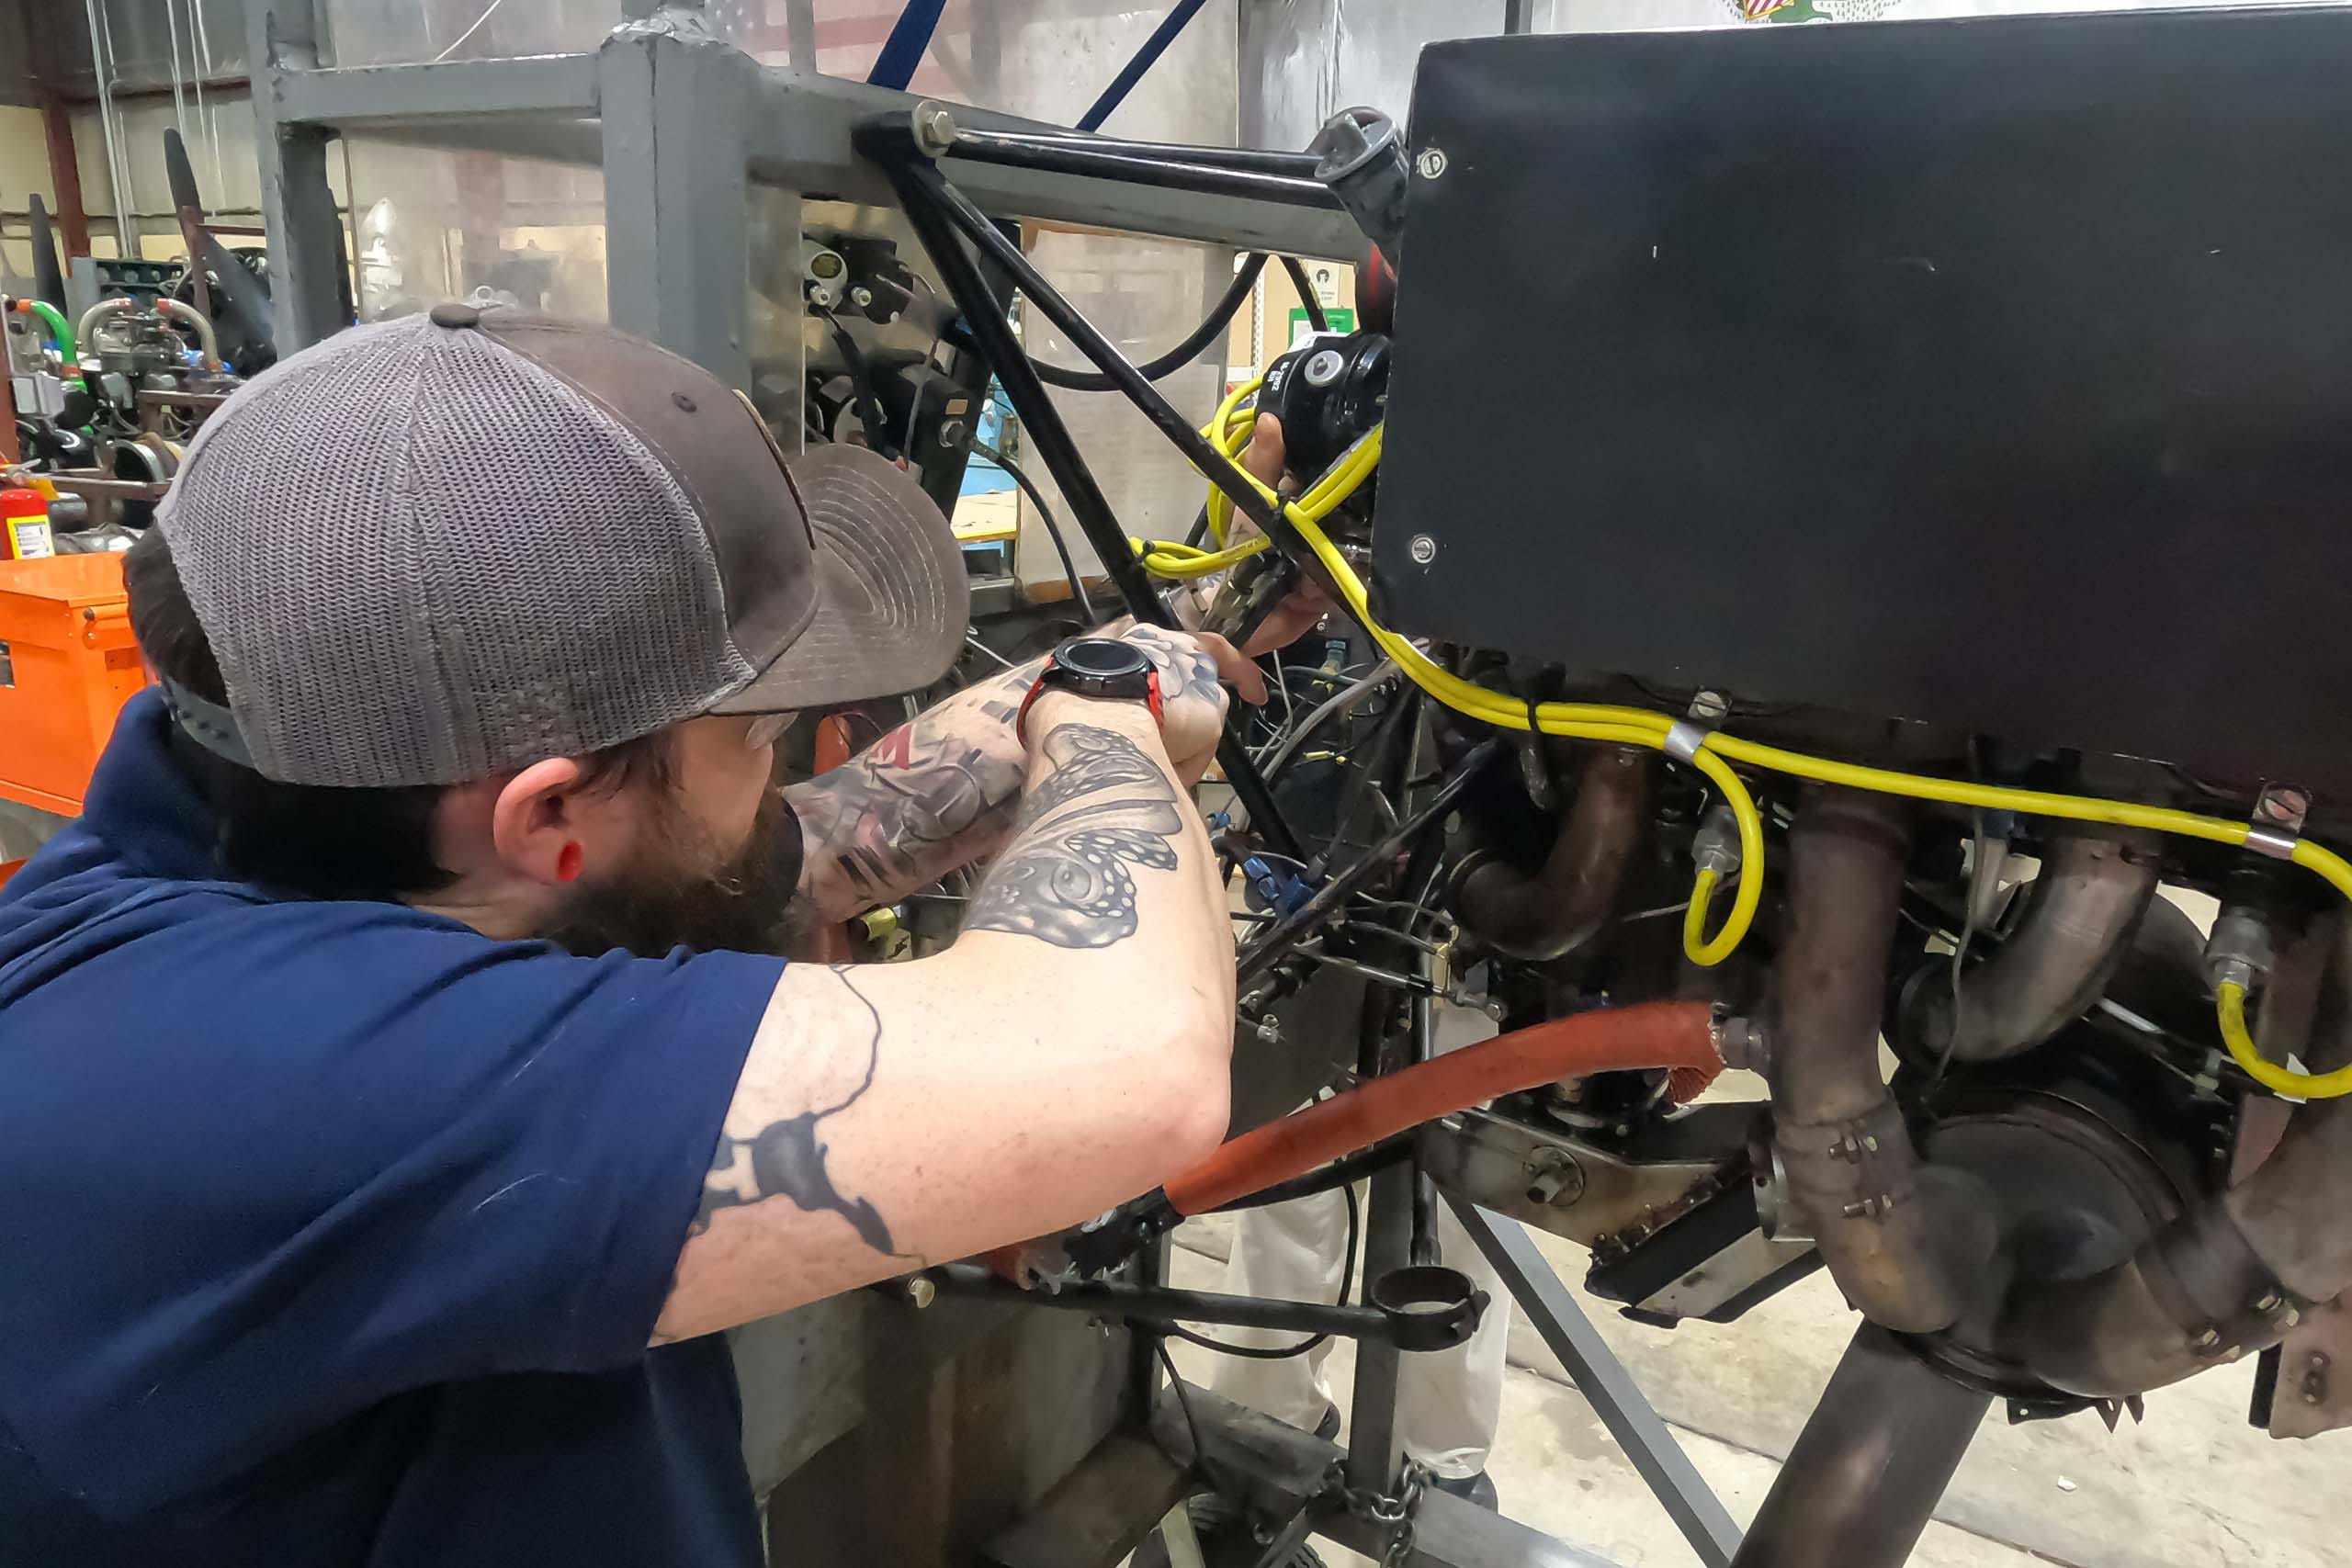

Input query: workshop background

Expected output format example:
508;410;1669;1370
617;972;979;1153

6;4;2347;1566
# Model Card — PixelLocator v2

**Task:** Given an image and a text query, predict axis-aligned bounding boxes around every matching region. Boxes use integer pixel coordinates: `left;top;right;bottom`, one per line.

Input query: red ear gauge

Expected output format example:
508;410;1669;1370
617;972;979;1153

556;842;583;884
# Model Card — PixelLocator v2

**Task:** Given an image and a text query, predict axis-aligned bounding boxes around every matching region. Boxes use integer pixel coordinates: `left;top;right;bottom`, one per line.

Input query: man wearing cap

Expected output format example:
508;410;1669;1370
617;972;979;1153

0;307;1277;1563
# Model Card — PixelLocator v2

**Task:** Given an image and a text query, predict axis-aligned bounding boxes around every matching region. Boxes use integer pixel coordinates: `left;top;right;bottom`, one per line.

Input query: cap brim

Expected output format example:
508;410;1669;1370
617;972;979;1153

709;444;969;715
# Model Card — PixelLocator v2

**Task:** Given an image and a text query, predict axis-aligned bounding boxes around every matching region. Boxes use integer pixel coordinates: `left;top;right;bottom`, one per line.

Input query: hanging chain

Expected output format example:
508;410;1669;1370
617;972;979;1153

1334;1460;1428;1568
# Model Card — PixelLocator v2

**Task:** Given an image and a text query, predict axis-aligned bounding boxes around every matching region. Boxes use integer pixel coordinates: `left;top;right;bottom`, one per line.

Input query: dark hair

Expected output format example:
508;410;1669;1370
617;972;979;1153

123;528;672;902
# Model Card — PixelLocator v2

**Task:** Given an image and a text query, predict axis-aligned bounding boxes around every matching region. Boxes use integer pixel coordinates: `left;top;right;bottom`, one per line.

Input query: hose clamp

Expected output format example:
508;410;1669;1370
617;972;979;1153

1664;720;1713;764
2245;825;2301;862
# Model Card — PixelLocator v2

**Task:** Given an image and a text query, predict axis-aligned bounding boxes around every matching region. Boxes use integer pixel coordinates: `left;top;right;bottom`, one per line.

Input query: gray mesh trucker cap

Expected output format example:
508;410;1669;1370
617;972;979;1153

157;304;967;787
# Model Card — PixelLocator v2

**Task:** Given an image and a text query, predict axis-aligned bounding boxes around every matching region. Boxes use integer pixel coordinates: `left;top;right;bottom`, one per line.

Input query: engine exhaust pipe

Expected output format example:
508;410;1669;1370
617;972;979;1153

2006;911;2352;1396
1450;744;1651;962
1899;829;2162;1064
1768;789;1996;1335
1729;1325;1992;1568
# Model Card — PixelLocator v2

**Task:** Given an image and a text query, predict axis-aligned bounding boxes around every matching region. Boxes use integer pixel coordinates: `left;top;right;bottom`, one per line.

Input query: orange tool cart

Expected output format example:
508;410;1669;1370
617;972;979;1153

0;543;150;887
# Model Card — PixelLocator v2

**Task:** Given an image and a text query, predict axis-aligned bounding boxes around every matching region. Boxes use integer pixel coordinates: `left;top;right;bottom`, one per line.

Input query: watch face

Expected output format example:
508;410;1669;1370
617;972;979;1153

1057;637;1152;680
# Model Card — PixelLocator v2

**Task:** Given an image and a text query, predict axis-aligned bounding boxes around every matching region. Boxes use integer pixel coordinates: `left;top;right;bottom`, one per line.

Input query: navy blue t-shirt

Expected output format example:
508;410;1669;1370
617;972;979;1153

0;691;785;1565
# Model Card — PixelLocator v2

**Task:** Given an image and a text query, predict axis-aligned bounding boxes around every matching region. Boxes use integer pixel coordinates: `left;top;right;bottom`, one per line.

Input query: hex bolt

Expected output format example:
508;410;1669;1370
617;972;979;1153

1408;534;1437;565
1417;147;1448;179
913;102;958;157
1255;1013;1282;1044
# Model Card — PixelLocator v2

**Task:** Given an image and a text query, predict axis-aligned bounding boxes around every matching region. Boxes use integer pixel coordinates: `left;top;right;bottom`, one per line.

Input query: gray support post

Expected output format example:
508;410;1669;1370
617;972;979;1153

245;0;350;351
1449;1199;1743;1568
599;13;757;389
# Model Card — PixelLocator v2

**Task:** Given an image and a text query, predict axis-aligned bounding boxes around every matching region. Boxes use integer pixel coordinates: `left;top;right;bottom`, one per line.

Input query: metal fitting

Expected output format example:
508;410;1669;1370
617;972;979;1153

1255;1013;1283;1045
1303;348;1345;387
2246;825;2300;862
1692;804;1741;876
2204;907;2276;988
1663;719;1712;763
1715;1013;1769;1075
849;285;874;309
1415;147;1448;179
912;101;958;157
1687;689;1731;726
1408;533;1437;565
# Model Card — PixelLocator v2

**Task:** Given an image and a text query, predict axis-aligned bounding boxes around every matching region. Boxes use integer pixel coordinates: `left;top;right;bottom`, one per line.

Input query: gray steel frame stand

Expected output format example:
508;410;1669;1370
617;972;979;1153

1450;1199;1744;1568
243;0;1361;379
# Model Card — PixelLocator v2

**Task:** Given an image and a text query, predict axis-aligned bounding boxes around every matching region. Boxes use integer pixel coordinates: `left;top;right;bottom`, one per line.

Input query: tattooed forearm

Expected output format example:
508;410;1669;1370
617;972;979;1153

962;722;1187;950
786;659;1043;920
787;625;1225;925
690;968;897;1253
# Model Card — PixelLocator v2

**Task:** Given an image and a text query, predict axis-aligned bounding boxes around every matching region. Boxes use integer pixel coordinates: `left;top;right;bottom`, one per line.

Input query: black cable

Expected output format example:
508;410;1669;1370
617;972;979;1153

1152;1337;1210;1474
1158;1180;1361;1361
972;436;1098;622
817;306;895;458
1030;253;1269;391
1282;255;1329;333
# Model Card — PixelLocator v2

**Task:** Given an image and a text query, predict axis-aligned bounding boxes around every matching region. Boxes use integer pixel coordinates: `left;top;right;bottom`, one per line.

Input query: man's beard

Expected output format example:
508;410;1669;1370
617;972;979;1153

538;787;808;959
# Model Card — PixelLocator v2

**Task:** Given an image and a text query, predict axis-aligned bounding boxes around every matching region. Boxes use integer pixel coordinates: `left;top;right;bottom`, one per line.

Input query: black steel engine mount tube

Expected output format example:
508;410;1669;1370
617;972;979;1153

1451;744;1653;962
1901;829;2162;1064
1728;1324;1992;1568
860;123;1306;863
1768;788;1996;1335
875;141;1333;592
937;124;1343;208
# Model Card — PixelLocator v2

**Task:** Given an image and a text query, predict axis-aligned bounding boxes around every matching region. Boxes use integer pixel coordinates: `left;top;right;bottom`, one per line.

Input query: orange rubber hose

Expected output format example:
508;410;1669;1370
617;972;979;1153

1163;1001;1722;1216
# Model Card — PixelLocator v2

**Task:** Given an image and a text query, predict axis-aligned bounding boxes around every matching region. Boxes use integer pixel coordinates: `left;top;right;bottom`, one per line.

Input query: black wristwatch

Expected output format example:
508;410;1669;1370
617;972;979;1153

1016;637;1165;744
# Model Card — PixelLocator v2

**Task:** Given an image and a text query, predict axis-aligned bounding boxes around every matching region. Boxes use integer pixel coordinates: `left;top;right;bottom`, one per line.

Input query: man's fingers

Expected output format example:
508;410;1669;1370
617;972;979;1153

1193;631;1268;706
1238;582;1337;661
1242;413;1286;490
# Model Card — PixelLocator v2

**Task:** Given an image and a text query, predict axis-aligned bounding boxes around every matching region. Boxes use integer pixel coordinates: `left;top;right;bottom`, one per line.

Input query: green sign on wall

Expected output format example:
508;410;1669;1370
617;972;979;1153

1287;307;1356;347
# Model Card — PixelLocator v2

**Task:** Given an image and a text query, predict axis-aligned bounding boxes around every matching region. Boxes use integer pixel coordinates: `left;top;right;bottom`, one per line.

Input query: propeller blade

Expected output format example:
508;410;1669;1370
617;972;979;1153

163;127;275;367
28;194;66;311
164;129;213;326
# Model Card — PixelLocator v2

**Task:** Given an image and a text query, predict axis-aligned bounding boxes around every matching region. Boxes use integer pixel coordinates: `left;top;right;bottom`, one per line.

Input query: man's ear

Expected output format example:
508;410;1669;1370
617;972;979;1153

490;757;591;887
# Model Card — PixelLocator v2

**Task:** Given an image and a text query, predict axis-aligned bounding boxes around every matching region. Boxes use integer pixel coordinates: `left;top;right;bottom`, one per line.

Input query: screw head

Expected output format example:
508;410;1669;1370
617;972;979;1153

913;102;958;156
1303;348;1346;387
1408;533;1438;565
849;285;874;308
1417;147;1448;179
907;1276;937;1309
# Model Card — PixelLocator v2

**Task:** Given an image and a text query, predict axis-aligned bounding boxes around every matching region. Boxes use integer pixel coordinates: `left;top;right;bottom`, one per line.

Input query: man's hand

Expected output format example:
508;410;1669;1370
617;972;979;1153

1228;413;1338;660
786;624;1263;922
1113;625;1265;786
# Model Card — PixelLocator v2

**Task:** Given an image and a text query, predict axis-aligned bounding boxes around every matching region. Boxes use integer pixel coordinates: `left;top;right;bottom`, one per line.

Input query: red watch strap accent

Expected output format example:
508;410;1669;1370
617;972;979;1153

1015;668;1167;747
1015;674;1048;748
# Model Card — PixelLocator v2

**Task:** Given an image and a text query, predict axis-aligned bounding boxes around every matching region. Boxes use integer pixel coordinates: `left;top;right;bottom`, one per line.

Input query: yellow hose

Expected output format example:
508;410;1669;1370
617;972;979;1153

1179;384;2352;987
2218;979;2352;1100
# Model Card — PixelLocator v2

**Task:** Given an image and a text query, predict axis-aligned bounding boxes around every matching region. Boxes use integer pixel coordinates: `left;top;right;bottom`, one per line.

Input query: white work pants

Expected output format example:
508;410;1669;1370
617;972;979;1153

1209;1184;1510;1479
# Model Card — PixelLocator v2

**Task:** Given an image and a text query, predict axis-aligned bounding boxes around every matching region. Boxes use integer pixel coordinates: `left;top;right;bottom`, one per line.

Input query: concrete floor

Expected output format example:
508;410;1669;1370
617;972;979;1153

1165;1207;2343;1568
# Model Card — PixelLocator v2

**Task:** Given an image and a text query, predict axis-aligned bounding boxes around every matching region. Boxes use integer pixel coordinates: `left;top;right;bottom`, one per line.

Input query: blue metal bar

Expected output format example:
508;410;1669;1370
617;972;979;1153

1077;0;1210;132
866;0;949;90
